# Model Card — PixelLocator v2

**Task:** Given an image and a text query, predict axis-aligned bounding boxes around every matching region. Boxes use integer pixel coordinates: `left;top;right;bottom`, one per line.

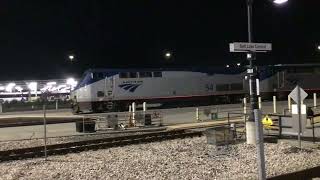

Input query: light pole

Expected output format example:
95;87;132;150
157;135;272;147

245;1;288;180
246;0;289;144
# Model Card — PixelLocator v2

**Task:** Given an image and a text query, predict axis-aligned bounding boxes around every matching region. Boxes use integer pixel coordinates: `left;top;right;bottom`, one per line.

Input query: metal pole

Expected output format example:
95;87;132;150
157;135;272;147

43;104;47;160
254;109;266;180
273;96;276;113
246;0;258;145
132;102;136;126
314;93;317;108
288;96;291;112
196;108;199;122
83;116;85;133
297;87;302;149
56;99;58;110
143;102;146;125
258;97;262;110
244;98;247;114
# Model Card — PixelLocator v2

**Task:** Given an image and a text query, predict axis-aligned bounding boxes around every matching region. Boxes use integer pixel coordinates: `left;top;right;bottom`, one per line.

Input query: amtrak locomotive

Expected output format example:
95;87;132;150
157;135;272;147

71;65;320;113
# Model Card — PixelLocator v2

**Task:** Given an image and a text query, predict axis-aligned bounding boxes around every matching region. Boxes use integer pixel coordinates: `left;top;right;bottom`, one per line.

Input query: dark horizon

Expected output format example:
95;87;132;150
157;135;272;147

1;0;320;80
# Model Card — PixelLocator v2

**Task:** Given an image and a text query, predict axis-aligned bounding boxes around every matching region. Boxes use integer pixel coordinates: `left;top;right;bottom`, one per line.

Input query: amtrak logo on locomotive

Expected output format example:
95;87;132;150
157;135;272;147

119;80;143;92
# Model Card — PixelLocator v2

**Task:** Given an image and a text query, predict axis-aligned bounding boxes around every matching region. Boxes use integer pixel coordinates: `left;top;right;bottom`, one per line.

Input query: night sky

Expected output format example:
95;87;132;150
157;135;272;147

0;0;320;80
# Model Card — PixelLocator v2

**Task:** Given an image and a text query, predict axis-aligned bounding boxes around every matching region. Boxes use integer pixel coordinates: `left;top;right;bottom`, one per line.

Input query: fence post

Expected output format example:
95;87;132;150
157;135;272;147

243;98;247;114
288;96;291;112
55;99;58;110
314;93;317;109
258;97;262;110
196;108;199;122
132;102;136;126
143;102;146;125
43;104;47;161
273;96;277;114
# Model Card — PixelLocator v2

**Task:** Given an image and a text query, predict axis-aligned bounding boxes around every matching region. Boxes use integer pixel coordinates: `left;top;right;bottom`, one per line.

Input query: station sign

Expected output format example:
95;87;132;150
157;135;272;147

229;42;272;52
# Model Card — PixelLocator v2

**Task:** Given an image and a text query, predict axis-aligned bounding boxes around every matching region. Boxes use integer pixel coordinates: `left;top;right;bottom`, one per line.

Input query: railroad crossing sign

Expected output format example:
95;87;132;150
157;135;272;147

229;42;272;52
288;85;308;103
262;115;273;129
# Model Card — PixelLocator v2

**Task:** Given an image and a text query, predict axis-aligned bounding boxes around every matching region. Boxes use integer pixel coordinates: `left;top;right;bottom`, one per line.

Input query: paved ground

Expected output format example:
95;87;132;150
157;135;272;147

0;98;319;141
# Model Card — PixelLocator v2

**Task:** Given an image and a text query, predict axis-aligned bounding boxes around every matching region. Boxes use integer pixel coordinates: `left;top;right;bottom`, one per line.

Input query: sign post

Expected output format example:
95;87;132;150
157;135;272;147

289;85;308;149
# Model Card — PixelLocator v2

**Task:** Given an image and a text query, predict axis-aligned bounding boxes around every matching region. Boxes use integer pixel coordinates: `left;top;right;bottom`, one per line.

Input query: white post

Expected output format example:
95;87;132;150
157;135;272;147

0;103;2;113
143;102;147;112
314;93;317;108
55;99;58;110
273;96;277;114
288;96;291;112
132;102;136;125
143;102;147;125
43;104;47;160
243;98;247;114
196;108;199;122
258;97;262;110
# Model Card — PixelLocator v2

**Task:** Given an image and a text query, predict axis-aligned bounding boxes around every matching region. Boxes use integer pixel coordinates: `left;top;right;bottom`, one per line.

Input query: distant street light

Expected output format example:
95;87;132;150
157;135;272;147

226;65;230;68
164;51;172;60
68;55;75;62
317;45;320;51
237;63;241;66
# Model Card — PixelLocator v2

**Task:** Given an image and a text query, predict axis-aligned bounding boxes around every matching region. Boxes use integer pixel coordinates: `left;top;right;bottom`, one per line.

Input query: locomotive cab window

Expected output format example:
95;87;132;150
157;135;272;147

139;72;152;78
153;72;162;77
97;91;104;97
119;72;129;78
129;72;137;78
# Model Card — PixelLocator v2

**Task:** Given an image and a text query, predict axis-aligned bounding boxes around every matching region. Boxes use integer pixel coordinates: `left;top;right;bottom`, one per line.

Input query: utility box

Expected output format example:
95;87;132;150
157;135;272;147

145;114;152;126
205;126;234;146
76;121;96;133
107;114;118;129
210;113;218;120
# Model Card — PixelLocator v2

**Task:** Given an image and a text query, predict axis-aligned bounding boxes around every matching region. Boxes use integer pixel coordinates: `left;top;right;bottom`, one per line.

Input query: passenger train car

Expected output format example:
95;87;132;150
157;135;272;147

71;65;320;113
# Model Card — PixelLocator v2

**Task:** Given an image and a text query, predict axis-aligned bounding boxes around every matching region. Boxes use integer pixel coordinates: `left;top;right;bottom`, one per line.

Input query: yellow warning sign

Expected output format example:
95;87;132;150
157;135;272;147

262;115;273;129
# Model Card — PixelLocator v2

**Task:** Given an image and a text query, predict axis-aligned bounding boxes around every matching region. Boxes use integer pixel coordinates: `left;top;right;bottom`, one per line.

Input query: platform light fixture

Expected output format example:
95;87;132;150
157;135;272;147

68;55;75;62
28;82;37;92
237;63;241;66
15;86;23;92
47;81;57;86
66;78;78;91
6;83;16;92
273;0;288;5
226;64;230;68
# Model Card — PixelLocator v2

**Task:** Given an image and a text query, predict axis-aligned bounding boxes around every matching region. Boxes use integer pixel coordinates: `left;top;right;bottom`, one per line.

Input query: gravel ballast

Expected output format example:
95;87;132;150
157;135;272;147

0;131;151;151
1;137;320;179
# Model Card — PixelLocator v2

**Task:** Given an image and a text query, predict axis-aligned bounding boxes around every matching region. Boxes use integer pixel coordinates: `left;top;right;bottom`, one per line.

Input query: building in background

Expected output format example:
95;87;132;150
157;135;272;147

0;78;78;102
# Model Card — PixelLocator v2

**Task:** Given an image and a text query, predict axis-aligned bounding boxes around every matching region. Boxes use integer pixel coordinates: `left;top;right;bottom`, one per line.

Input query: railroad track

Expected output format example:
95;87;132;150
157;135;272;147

0;129;202;162
268;165;320;180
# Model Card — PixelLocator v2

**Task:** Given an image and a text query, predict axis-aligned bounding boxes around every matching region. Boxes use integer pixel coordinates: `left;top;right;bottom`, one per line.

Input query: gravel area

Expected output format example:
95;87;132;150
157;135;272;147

1;137;320;179
0;131;149;151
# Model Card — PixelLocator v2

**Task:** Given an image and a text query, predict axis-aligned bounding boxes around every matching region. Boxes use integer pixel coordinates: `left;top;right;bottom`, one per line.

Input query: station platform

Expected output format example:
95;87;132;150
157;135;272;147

0;110;83;128
166;119;244;130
